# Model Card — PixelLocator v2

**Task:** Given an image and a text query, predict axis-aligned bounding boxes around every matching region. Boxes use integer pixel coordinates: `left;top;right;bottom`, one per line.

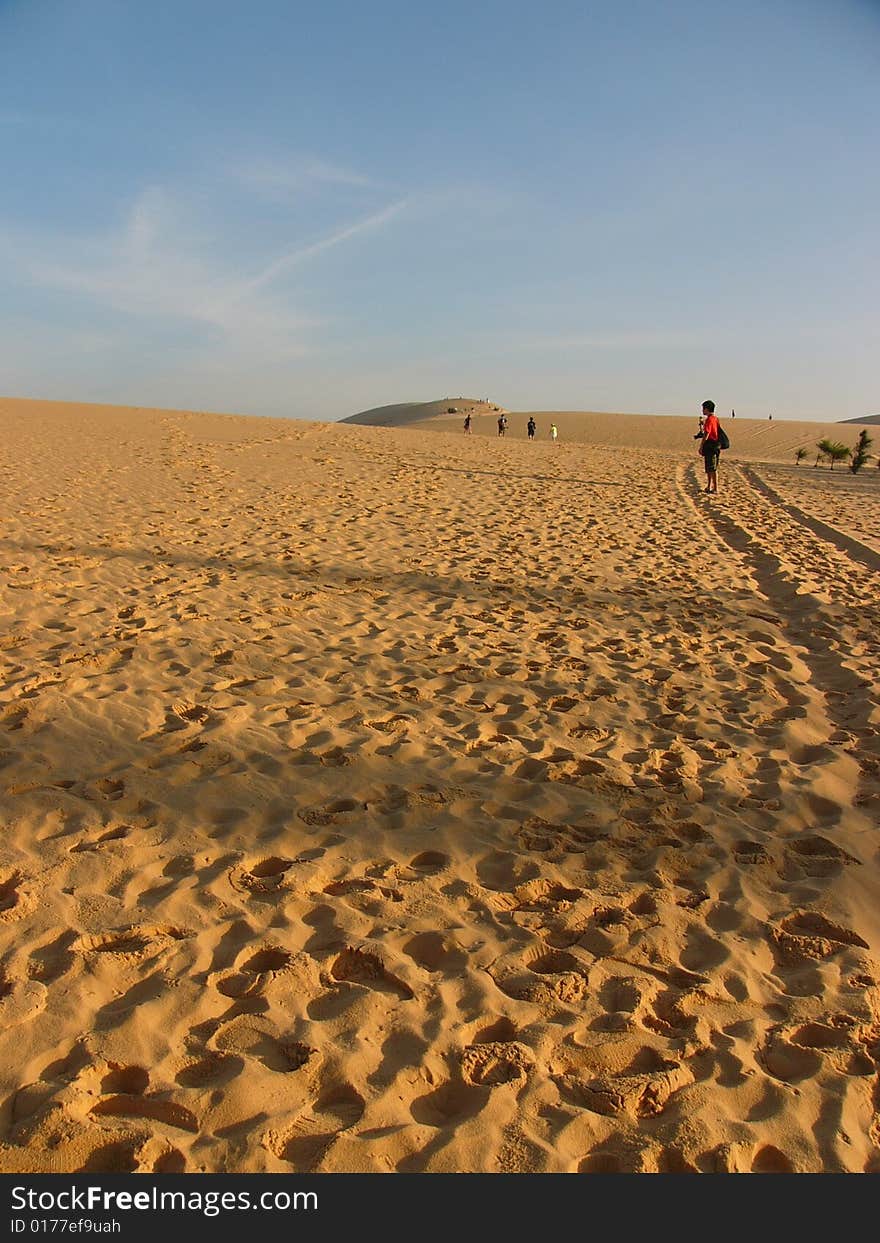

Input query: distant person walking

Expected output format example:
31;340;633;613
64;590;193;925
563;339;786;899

463;412;472;434
550;423;558;442
699;399;720;494
497;414;507;437
527;417;537;440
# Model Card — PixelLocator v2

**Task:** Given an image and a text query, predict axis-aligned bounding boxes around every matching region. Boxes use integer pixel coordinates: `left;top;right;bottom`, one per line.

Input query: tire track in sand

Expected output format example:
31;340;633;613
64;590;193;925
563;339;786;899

740;463;880;573
680;459;879;817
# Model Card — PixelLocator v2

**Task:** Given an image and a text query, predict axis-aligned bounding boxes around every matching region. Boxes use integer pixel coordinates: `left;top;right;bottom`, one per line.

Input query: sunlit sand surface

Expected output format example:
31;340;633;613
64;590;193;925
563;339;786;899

0;396;877;1173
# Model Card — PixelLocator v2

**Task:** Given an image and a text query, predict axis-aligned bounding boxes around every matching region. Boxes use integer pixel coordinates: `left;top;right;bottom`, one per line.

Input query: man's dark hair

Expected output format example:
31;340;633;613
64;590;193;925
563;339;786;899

702;400;715;413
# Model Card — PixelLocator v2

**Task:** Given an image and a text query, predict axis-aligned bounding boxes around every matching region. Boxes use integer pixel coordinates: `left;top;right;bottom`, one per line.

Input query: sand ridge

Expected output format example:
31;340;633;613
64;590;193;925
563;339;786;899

0;399;878;1173
418;407;880;465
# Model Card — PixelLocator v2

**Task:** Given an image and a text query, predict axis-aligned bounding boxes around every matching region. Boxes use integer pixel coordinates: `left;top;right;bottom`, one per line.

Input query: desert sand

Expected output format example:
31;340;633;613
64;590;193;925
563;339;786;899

0;395;878;1174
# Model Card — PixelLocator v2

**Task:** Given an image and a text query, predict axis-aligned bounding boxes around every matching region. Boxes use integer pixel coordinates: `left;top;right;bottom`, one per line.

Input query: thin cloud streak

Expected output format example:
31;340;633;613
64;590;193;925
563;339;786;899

518;331;702;351
1;185;410;362
241;198;409;296
231;156;375;196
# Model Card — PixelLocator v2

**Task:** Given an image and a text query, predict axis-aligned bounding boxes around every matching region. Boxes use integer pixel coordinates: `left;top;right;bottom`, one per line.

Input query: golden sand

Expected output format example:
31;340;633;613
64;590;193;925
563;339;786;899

0;396;878;1173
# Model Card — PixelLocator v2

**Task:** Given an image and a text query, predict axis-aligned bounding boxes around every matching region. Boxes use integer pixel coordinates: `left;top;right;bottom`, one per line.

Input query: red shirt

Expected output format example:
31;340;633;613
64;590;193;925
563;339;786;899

703;413;719;441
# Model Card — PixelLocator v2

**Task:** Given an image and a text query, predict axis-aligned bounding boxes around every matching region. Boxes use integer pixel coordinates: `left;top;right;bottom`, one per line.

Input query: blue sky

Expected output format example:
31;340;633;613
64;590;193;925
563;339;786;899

1;0;877;421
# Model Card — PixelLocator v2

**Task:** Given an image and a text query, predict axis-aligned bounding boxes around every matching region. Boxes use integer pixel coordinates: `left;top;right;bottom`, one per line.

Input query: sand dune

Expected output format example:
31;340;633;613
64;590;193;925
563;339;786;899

0;396;878;1174
417;408;879;465
342;394;879;463
343;397;504;427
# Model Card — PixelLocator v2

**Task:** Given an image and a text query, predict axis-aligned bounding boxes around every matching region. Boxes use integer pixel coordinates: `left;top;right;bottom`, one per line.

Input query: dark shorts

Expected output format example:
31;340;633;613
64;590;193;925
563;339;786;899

703;443;720;472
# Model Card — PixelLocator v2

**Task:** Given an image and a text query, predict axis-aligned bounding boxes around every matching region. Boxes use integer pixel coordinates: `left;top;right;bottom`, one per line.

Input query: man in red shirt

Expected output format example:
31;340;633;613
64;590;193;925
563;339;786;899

700;399;720;493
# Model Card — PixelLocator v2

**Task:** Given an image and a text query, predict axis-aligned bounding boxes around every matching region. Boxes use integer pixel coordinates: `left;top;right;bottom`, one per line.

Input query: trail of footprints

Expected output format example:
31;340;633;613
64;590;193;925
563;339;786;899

2;420;879;1171
3;797;878;1173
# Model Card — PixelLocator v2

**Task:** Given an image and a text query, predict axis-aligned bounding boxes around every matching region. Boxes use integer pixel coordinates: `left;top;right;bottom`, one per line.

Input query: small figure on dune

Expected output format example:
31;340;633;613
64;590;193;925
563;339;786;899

497;414;507;437
550;423;558;442
463;412;472;434
527;417;537;440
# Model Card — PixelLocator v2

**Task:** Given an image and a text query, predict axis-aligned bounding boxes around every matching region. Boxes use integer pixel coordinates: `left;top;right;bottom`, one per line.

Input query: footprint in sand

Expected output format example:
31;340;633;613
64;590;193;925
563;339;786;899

213;946;293;999
65;1060;200;1134
734;840;773;865
409;1079;488;1128
784;835;861;874
322;877;403;913
403;932;468;975
319;746;352;766
750;1144;795;1173
263;1084;365;1170
628;891;659;917
364;715;413;734
513;879;583;913
0;969;47;1026
555;1047;692;1119
27;930;78;983
405;850;450;877
489;946;587;1006
769;911;870;963
228;856;294;896
90;1093;198;1133
0;868;31;920
95;778;125;801
298;798;361;827
172;701;211;725
174;1053;244;1088
210;1013;320;1073
2;704;29;731
460;1040;533;1086
74;924;194;960
597;975;644;1016
476;850;541;893
642;989;703;1040
328;947;414;1000
70;824;130;853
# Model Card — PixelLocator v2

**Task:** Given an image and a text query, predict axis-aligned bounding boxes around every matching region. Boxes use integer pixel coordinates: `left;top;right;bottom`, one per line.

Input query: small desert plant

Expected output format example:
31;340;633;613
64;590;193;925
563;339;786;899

850;429;873;474
816;439;851;470
795;447;807;466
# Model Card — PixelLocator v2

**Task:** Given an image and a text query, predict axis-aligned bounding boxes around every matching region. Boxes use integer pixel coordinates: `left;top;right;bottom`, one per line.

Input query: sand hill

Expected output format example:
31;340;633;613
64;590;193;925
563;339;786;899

353;400;879;466
342;397;505;427
0;394;878;1174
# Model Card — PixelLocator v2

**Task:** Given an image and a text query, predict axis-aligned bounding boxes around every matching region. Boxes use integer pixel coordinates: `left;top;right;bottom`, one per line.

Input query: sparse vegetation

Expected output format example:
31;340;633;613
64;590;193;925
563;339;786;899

850;429;873;474
795;447;807;466
816;439;851;470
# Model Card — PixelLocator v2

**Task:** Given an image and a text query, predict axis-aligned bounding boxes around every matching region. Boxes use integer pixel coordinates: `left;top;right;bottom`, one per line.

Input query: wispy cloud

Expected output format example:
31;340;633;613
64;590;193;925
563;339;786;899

518;330;701;350
1;179;407;362
230;155;376;198
240;198;409;296
9;193;310;360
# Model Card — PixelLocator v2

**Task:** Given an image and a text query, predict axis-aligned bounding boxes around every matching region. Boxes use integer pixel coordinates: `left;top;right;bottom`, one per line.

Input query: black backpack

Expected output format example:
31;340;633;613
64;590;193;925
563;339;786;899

717;425;730;451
